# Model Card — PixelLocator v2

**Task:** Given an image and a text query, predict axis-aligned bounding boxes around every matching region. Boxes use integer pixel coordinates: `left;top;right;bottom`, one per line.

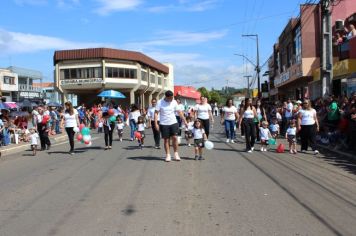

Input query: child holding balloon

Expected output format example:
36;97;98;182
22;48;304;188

192;119;207;160
116;117;124;142
136;116;146;148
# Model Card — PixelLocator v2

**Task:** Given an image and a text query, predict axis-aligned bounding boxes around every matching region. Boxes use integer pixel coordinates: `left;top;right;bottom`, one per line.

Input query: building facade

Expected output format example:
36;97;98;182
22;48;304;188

0;69;18;102
54;48;173;108
174;86;201;108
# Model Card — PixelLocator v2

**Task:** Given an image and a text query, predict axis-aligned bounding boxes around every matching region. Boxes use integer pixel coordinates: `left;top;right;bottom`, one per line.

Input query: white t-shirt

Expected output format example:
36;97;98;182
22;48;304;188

192;128;205;139
286;127;297;135
269;123;279;132
243;109;254;119
175;104;185;116
285;102;293;118
147;106;159;121
137;123;146;131
30;133;39;145
98;121;103;127
129;110;141;123
223;106;238;120
299;109;316;125
116;123;124;130
259;127;270;140
276;112;282;121
64;110;78;128
185;121;194;131
194;104;212;120
155;99;179;126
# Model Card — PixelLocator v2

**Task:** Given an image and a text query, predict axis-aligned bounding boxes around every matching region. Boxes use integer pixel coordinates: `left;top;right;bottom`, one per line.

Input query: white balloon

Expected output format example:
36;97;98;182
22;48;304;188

83;135;91;142
177;136;182;144
73;127;80;133
204;140;214;150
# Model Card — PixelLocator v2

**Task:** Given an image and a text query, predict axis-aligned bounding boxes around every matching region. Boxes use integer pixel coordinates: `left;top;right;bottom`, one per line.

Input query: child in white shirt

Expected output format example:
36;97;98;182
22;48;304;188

269;118;280;138
192;120;207;160
285;120;297;154
137;116;146;148
98;118;103;133
260;121;272;152
29;128;39;156
116;117;125;142
184;116;194;147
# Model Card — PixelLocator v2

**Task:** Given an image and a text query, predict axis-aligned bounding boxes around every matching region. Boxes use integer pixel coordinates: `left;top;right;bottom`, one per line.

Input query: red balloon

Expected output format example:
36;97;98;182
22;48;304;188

134;131;142;140
276;143;285;153
79;124;85;130
84;140;90;144
108;109;115;116
77;134;83;141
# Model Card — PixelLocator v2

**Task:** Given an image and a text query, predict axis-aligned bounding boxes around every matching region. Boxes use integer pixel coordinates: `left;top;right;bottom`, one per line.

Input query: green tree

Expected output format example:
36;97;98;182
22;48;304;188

209;91;221;104
197;87;211;100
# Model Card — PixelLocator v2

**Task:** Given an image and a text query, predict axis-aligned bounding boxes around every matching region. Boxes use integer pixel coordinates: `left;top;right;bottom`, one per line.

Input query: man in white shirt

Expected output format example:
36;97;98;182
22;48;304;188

155;90;187;162
147;98;161;149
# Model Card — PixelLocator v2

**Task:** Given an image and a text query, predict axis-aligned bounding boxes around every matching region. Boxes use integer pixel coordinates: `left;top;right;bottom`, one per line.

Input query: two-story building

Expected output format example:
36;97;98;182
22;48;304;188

0;68;18;102
54;48;173;108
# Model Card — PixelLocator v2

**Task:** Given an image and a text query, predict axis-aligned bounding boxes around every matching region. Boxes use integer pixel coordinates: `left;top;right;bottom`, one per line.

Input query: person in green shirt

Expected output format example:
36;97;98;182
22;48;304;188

327;96;340;129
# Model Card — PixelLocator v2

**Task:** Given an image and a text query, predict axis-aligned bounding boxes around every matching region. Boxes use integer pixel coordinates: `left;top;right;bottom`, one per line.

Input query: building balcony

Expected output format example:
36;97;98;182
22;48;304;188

334;36;356;61
18;84;42;92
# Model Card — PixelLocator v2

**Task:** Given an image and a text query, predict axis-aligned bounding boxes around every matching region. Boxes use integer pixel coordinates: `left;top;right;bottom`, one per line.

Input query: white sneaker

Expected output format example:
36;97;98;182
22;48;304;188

231;140;235;143
314;150;319;155
260;147;264;152
241;135;245;138
188;143;191;147
247;150;252;153
251;147;255;151
226;139;230;143
174;152;181;161
165;154;171;162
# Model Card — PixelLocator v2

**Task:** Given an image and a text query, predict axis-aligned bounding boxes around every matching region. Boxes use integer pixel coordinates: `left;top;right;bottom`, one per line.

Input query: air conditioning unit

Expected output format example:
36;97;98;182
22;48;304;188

335;20;344;31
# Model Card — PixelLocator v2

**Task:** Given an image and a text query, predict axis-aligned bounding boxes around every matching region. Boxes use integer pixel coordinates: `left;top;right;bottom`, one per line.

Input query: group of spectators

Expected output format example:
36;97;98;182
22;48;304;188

334;23;356;45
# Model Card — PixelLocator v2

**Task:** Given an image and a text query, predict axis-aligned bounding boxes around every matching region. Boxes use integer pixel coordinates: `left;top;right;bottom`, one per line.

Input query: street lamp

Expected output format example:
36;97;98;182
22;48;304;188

242;34;260;98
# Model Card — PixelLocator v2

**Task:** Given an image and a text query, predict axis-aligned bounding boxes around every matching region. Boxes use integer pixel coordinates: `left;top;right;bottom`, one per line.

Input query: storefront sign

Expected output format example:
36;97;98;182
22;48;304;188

19;91;40;98
274;71;290;86
60;78;103;85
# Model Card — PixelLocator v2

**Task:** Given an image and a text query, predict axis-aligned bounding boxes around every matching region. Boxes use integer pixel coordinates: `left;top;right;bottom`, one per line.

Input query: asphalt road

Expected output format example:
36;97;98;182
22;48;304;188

0;125;355;236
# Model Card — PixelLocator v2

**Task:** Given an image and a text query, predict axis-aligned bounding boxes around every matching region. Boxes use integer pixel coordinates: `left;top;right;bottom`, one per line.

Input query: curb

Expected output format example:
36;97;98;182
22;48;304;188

0;134;67;158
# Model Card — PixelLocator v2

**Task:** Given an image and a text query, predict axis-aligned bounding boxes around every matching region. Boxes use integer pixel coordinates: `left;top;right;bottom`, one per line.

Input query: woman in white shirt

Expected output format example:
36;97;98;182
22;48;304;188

239;98;258;153
298;99;319;154
62;101;79;155
194;96;214;138
220;99;239;143
128;104;141;141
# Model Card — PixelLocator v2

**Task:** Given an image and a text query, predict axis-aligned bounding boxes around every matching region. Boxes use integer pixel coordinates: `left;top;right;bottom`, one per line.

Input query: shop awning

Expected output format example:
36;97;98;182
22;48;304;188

174;86;201;100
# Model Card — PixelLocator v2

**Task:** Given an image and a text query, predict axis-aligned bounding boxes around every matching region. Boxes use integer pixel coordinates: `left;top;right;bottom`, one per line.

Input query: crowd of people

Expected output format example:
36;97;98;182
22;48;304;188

1;91;355;158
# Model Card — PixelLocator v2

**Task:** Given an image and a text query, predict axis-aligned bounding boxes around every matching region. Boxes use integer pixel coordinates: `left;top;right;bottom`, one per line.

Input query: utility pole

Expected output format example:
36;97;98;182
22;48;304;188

244;75;252;98
320;0;334;97
242;34;260;97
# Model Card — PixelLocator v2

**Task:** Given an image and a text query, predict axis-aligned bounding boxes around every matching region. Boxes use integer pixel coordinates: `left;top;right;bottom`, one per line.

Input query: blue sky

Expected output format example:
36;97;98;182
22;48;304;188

0;0;305;89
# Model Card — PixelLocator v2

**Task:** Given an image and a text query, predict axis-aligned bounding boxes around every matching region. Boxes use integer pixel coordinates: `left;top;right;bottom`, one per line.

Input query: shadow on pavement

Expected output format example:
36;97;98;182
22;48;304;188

75;146;103;150
127;156;164;161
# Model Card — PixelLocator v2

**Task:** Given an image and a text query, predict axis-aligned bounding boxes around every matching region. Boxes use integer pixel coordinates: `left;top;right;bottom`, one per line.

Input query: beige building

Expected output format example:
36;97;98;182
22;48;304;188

54;48;173;108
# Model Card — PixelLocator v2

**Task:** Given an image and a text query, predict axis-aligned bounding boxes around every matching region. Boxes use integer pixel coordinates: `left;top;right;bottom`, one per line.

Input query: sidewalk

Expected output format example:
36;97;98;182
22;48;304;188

0;133;67;158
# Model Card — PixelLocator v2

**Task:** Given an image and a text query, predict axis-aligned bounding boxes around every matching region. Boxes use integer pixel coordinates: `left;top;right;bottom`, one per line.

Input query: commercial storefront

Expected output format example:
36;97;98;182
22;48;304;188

54;48;173;108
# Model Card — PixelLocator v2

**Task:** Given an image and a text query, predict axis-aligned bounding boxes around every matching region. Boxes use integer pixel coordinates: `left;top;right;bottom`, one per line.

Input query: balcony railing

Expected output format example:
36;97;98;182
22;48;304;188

18;84;42;92
334;36;356;61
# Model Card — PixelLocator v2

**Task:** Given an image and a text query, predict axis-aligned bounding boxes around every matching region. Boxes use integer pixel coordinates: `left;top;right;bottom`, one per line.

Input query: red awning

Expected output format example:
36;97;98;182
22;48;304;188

174;86;201;100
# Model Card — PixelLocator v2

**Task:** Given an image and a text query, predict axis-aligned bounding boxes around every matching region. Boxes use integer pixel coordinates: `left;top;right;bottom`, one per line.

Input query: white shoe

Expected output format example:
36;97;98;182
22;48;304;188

241;135;245;138
314;150;319;155
251;147;255;151
226;139;230;143
231;140;235;144
174;152;181;161
165;154;171;162
247;150;252;153
260;147;264;152
188;143;191;147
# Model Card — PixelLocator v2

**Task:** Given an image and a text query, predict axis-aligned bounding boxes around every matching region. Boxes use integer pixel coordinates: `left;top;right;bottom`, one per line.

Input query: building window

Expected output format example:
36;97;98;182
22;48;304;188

141;71;147;81
60;67;102;79
150;74;155;83
294;25;302;64
3;76;15;85
158;76;162;85
105;67;137;79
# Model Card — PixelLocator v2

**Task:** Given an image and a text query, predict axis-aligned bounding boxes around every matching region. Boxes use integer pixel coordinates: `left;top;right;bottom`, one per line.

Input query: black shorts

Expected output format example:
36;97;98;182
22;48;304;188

194;138;204;148
185;130;193;139
287;135;296;144
160;123;179;139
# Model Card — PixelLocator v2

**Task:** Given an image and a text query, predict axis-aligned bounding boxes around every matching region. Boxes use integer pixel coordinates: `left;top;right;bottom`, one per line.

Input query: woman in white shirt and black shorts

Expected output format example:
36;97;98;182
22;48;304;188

194;96;214;138
62;101;80;155
298;99;319;154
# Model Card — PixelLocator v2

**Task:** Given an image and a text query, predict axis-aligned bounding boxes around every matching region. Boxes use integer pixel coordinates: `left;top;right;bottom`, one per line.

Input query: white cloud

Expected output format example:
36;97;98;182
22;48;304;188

94;0;142;15
148;0;219;13
123;30;228;50
0;29;109;54
56;0;80;8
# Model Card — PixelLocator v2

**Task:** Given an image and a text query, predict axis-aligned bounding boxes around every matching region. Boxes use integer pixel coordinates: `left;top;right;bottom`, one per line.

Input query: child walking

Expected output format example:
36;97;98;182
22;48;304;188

29;128;39;156
269;118;280;139
116;117;124;142
98;117;103;133
192;120;207;160
137;116;146;149
260;121;272;152
185;116;194;147
286;120;297;154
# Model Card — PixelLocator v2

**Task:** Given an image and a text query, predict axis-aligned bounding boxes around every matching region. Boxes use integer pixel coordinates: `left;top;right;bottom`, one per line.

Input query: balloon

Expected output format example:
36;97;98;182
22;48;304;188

77;134;83;141
85;141;92;147
73;127;80;133
79;124;85;131
134;131;142;140
110;116;116;122
276;143;285;153
108;109;115;116
204;140;214;150
84;140;90;145
81;127;90;135
269;138;277;145
83;135;91;142
177;136;182;144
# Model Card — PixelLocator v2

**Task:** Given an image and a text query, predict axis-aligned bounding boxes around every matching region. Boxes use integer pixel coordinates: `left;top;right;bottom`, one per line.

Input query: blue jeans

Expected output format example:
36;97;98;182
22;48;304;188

55;120;61;133
225;120;235;140
130;119;137;139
